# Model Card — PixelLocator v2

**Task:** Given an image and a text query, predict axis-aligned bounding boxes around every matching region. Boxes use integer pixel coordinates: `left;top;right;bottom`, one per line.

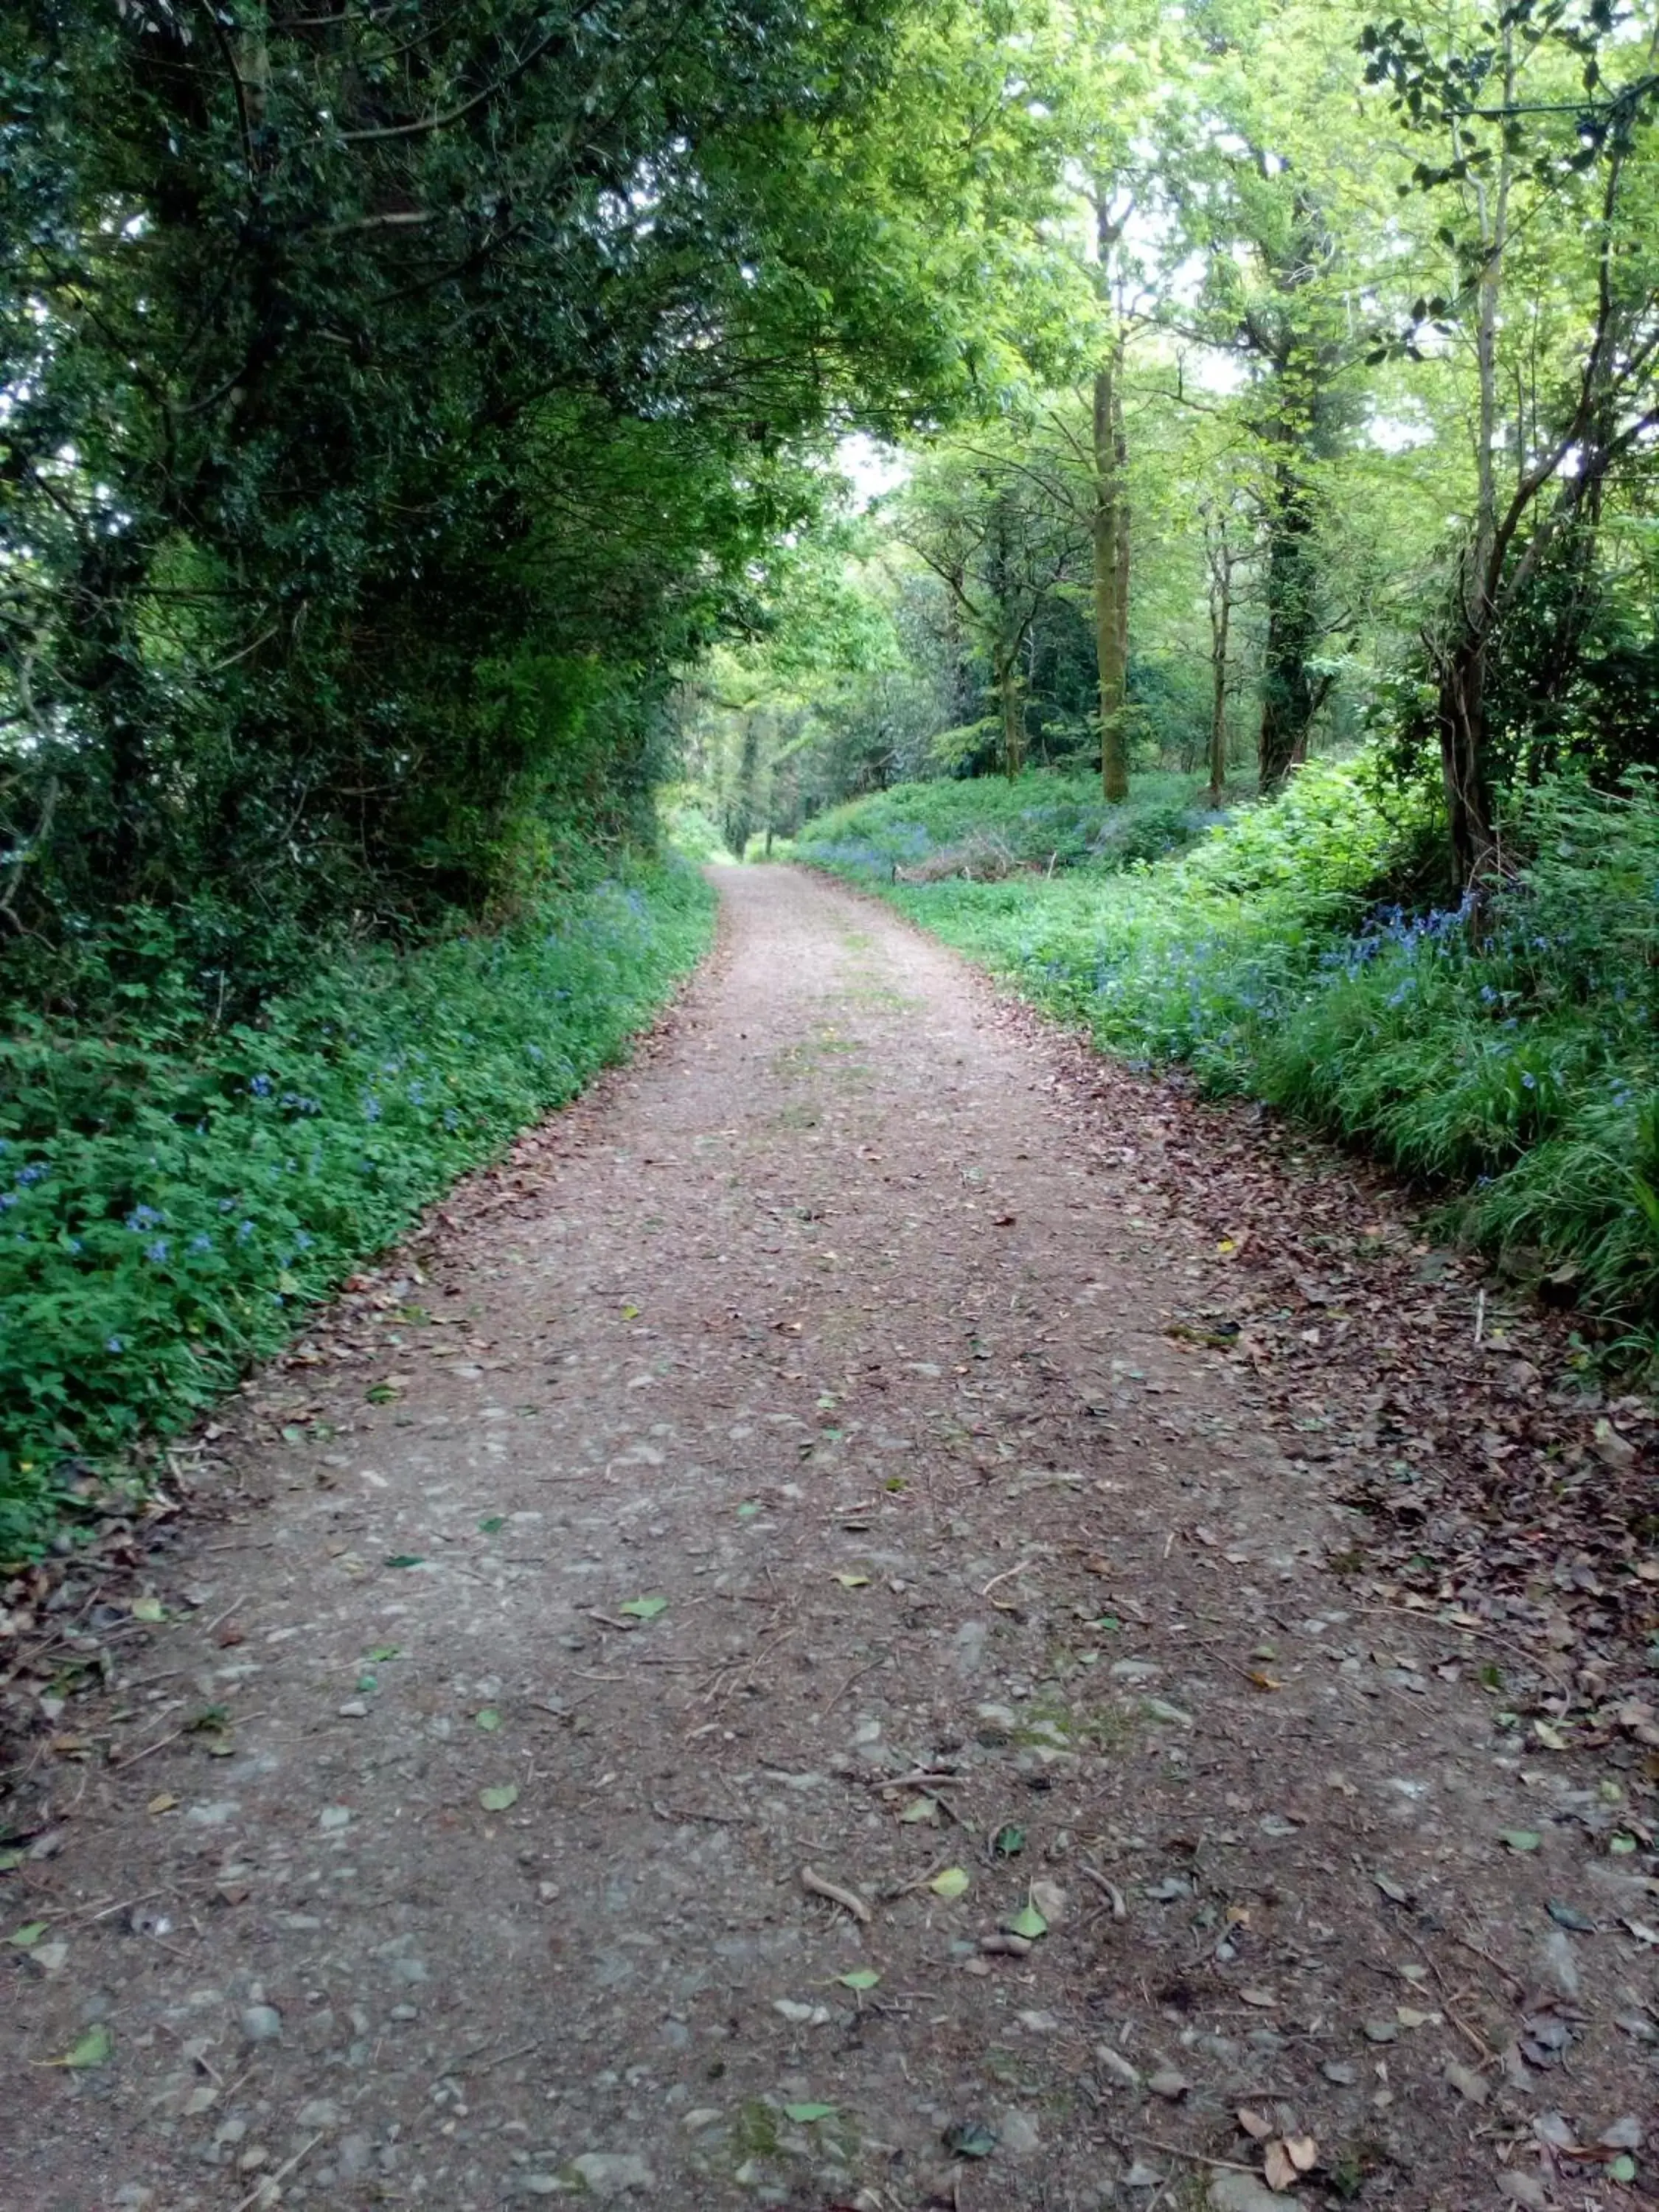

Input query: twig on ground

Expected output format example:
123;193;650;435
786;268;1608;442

109;1726;185;1770
232;2132;324;2211
801;1863;873;1924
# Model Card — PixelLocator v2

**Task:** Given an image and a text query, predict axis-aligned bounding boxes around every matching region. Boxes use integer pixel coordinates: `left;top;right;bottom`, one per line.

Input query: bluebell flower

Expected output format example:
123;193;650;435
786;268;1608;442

362;1096;382;1122
16;1161;48;1185
125;1204;163;1231
107;1336;124;1354
190;1231;213;1253
237;1219;256;1242
0;1193;15;1212
145;1237;170;1262
294;1230;313;1251
250;1073;274;1097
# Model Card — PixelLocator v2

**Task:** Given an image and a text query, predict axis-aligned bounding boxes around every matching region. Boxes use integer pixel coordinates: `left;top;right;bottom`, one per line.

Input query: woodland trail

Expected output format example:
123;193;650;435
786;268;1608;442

2;865;1655;2212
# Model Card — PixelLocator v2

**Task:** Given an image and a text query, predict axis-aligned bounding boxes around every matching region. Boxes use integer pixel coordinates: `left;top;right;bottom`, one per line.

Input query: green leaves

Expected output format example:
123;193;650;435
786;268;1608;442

619;1595;669;1621
479;1785;519;1814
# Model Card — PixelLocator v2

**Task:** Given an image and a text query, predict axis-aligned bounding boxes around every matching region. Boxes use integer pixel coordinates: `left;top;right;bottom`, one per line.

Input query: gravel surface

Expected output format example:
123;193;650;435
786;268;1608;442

2;864;1654;2212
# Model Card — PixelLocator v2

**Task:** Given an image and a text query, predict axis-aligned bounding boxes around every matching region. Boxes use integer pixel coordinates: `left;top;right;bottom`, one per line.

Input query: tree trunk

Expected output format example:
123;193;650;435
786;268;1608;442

998;659;1024;782
1093;352;1129;803
1436;627;1498;886
1257;459;1321;792
1207;554;1231;808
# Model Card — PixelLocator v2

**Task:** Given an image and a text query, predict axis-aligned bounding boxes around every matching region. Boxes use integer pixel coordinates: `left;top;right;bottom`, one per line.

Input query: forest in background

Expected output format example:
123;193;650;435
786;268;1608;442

4;0;1659;1547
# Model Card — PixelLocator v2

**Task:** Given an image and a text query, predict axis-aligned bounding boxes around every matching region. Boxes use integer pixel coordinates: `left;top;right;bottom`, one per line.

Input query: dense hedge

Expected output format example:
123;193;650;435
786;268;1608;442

0;860;714;1558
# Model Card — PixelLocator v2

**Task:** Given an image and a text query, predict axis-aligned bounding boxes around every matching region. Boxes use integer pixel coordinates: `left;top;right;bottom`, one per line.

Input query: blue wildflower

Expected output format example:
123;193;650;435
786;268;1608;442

145;1237;170;1262
106;1336;124;1354
250;1073;274;1097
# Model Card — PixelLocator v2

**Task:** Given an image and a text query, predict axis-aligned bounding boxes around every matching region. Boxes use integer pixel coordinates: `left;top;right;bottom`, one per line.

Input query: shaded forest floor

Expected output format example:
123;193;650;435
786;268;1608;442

1;865;1655;2212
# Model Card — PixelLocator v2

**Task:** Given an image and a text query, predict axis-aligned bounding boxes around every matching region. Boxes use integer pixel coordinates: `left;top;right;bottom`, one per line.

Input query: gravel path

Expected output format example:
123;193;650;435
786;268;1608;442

3;865;1653;2212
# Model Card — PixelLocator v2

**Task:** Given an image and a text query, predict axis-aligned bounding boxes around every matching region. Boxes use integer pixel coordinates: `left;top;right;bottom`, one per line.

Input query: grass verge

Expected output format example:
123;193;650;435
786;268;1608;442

0;858;714;1557
799;762;1659;1337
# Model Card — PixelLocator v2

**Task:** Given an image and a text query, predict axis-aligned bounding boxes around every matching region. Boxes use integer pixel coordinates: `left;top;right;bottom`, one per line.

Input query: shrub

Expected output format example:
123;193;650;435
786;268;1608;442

794;768;1218;886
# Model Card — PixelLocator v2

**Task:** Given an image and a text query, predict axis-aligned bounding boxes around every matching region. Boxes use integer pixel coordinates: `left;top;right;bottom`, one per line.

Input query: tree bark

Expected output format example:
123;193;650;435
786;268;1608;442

1206;540;1232;808
1093;353;1130;803
1256;456;1321;793
998;658;1024;782
1436;625;1498;885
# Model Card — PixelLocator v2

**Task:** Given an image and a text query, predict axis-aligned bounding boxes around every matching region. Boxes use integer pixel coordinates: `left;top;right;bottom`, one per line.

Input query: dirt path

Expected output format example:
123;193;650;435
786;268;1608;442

2;866;1654;2212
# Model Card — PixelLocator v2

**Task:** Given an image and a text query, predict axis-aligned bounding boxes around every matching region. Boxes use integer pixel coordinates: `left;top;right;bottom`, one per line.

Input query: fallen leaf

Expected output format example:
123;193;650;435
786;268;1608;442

782;2102;835;2124
146;1792;177;1815
1500;1829;1540;1853
1545;1899;1596;1933
835;1969;881;1992
131;1597;164;1624
942;2121;998;2160
1532;1720;1568;1751
831;1572;870;1590
899;1796;939;1824
1264;2139;1297;2192
383;1554;425;1570
1004;1901;1048;1941
479;1784;518;1812
478;1515;506;1534
6;1921;46;1947
1444;2060;1489;2104
618;1594;667;1619
1238;2108;1273;2140
1374;1871;1410;1904
475;1708;502;1732
992;1824;1026;1857
1285;2136;1318;2174
930;1865;970;1900
46;2023;112;2069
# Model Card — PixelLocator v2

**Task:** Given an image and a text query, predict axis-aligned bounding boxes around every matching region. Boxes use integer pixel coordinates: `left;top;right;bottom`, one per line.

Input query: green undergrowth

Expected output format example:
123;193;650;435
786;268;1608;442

0;859;714;1559
793;768;1222;882
799;761;1659;1332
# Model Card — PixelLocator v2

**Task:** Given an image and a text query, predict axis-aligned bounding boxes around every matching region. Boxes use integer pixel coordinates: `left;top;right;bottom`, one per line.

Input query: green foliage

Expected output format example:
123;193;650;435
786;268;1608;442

801;760;1659;1324
795;769;1214;881
1;0;1075;964
0;861;714;1561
